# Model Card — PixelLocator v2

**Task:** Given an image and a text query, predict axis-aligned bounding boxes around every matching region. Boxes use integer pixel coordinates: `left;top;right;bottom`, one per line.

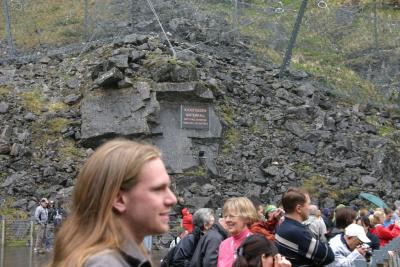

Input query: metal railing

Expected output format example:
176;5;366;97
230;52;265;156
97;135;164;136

0;219;56;267
355;238;400;267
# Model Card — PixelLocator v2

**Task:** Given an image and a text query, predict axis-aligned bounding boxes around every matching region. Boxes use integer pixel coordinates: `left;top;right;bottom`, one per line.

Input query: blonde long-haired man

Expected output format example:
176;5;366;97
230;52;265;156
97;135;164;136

49;139;177;267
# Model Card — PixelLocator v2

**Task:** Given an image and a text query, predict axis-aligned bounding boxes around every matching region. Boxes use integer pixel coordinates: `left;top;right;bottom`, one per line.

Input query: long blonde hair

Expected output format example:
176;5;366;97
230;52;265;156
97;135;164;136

49;139;161;267
223;197;259;226
371;210;385;226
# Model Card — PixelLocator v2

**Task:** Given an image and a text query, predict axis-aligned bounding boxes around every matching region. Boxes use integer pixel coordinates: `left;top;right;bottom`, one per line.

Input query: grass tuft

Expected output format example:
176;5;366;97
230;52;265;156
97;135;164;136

20;88;45;115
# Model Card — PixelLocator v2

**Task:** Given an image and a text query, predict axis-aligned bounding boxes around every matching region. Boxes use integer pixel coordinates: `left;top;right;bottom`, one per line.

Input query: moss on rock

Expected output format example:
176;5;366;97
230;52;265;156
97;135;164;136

221;128;241;154
0;198;29;220
47;118;70;134
58;139;85;158
183;166;206;177
20;88;45;115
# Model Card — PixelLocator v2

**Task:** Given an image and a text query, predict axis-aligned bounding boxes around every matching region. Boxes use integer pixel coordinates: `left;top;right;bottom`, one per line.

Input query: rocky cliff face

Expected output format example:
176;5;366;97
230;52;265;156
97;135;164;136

0;29;400;215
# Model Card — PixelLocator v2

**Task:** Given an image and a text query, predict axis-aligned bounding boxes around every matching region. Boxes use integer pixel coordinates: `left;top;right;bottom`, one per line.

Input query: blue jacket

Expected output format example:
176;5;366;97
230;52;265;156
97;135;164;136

275;217;334;267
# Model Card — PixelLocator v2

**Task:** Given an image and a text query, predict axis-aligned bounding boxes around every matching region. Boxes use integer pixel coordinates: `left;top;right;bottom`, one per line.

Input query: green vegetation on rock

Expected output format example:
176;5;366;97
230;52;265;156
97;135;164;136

184;166;206;177
221;128;241;154
197;0;400;106
301;175;359;202
0;85;11;97
0;198;29;220
20;88;45;115
219;104;235;126
302;175;328;196
48;101;69;112
365;115;396;137
47;118;70;134
0;0;103;47
58;139;85;158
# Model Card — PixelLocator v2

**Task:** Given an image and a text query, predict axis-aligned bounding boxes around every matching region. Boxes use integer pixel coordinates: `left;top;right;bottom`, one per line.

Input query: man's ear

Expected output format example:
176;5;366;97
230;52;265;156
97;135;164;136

113;191;127;213
295;204;302;214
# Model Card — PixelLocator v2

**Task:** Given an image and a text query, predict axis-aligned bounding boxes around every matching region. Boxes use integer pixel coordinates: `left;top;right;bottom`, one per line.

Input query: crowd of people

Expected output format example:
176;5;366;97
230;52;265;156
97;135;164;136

37;139;400;267
165;190;400;267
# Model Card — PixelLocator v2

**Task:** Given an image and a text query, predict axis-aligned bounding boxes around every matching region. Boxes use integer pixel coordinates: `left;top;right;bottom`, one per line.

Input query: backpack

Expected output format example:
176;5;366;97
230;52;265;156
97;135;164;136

160;237;179;267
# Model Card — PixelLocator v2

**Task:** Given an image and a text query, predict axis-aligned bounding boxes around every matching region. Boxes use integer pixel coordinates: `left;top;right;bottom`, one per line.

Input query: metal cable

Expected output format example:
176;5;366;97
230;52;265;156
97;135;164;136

145;0;177;57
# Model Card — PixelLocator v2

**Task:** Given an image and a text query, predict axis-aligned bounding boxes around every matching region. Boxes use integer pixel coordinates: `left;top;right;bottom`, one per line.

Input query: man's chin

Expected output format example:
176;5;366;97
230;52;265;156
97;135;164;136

156;224;170;234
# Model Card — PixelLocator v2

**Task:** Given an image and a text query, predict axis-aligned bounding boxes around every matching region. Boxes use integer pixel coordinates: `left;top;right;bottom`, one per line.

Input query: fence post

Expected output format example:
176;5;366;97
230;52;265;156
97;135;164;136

0;219;5;267
2;0;16;56
373;0;379;55
131;0;136;31
279;0;308;77
30;220;34;249
84;0;89;41
29;220;34;267
233;0;239;41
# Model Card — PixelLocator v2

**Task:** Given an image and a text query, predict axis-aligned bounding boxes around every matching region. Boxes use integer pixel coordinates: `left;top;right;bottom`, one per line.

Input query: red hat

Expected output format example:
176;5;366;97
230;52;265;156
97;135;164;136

181;208;193;233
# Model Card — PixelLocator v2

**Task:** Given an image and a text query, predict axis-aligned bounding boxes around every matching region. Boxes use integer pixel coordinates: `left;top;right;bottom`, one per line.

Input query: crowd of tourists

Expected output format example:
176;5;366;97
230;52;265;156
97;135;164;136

37;139;399;267
162;191;400;267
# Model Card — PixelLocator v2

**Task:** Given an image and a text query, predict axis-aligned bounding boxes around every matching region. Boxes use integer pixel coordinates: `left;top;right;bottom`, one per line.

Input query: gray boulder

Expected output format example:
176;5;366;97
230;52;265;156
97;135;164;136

1;171;27;188
123;33;149;45
0;102;9;114
80;85;157;146
94;67;124;87
361;175;378;187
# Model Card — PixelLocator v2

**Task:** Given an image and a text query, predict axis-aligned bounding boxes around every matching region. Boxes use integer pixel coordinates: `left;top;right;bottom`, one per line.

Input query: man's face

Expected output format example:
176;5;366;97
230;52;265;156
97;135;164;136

387;212;393;220
298;195;311;221
41;201;48;208
119;158;177;239
347;236;362;251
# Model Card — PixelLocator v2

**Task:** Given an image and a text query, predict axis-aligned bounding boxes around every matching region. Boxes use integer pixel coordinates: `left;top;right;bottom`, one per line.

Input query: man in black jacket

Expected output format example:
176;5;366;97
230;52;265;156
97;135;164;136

189;218;228;267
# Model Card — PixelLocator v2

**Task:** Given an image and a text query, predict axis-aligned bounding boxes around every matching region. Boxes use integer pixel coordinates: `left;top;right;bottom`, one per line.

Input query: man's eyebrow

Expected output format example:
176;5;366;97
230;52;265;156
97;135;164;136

151;182;170;189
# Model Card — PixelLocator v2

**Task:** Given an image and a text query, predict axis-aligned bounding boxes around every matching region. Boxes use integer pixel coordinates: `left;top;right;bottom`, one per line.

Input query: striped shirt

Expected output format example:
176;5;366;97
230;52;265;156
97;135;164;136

275;217;334;267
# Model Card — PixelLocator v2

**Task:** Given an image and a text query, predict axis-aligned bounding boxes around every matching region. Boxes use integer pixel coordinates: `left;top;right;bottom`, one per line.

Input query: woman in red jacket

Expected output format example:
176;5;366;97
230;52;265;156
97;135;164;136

181;208;193;233
370;210;400;247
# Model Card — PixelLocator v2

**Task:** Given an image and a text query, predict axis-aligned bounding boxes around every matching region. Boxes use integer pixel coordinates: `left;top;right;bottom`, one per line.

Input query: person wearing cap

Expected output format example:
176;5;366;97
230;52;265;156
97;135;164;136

34;197;49;253
264;205;278;221
250;205;284;241
327;224;371;267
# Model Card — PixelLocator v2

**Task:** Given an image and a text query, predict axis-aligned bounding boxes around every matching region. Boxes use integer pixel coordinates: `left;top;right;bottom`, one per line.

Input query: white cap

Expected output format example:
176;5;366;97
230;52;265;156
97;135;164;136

345;224;370;243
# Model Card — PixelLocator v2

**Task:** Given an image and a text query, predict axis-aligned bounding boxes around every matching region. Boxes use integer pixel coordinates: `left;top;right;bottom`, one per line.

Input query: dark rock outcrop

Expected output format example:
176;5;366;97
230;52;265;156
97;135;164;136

0;29;399;218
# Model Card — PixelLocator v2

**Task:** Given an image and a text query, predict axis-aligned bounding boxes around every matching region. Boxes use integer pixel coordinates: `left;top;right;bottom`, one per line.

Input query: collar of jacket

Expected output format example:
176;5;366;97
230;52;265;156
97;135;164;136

340;233;352;252
119;240;151;267
213;222;228;239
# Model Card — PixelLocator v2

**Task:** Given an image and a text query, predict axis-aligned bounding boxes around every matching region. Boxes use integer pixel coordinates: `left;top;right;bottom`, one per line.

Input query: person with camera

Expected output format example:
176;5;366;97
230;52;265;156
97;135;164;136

327;224;371;267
